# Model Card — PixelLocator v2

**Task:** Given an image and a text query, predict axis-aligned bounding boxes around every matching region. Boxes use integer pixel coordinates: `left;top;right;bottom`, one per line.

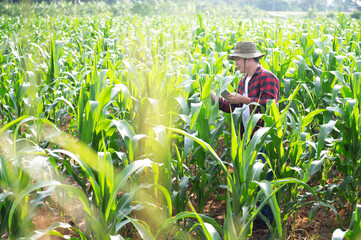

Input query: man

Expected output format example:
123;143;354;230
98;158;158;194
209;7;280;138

211;41;279;136
211;41;280;235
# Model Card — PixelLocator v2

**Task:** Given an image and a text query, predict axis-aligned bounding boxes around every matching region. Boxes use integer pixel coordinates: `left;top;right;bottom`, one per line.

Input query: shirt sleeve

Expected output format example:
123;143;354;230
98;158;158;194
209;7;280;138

249;73;279;107
218;80;244;113
218;97;241;113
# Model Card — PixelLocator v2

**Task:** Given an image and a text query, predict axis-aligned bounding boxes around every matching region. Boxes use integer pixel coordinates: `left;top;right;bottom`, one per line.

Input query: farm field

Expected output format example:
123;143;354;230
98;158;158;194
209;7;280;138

1;2;361;240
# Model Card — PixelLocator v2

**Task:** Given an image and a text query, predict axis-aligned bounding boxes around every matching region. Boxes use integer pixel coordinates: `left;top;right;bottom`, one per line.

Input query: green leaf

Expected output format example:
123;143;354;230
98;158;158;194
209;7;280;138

204;222;222;240
52;96;76;116
332;229;348;240
315;77;322;99
174;96;189;114
112;119;136;162
213;55;227;74
330;71;345;85
105;159;153;220
309;203;320;222
123;60;141;91
230;109;238;161
52;148;101;204
251;162;265;182
301;109;325;128
166;126;232;188
256;181;282;238
303;159;324;182
126;217;154;240
190;102;203;130
224;188;237;240
189;202;220;240
331;84;343;106
244;125;271;170
110;235;124;240
156;211;222;239
354;204;361;238
153;184;173;217
0;115;30;136
29;222;73;239
201;75;214;100
317;120;336;159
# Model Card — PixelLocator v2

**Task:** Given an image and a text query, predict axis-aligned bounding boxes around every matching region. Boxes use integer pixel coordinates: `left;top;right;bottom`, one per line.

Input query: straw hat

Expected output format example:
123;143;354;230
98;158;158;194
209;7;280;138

228;41;265;60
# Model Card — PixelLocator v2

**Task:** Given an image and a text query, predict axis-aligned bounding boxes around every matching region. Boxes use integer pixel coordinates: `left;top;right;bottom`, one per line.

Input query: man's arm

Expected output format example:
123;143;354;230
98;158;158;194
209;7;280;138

249;74;279;106
210;91;242;113
225;93;251;105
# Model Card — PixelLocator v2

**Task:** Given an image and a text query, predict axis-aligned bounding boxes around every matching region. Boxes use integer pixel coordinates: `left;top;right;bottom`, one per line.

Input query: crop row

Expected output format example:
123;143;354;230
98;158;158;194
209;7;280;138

1;5;361;239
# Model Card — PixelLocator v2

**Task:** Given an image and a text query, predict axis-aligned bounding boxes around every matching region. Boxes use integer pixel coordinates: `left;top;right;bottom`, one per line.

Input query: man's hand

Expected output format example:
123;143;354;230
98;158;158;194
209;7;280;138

226;93;251;105
210;92;216;104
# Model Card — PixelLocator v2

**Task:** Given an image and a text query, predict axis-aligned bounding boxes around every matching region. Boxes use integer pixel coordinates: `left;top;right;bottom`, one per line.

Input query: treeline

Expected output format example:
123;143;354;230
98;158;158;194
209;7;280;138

1;0;361;13
206;0;360;11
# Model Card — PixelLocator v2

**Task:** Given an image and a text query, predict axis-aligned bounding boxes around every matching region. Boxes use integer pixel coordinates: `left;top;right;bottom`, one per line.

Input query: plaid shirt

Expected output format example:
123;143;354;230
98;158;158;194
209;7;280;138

219;66;279;136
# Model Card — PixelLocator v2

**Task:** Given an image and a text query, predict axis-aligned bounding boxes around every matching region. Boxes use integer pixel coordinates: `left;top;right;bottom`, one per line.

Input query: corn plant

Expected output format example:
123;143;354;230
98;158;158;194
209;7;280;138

0;117;83;239
3;4;361;239
0;116;166;239
331;98;361;211
332;204;361;240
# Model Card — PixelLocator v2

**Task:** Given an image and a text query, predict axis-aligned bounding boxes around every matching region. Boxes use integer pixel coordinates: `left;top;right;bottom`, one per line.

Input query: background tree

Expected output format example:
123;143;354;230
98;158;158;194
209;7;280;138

345;0;361;10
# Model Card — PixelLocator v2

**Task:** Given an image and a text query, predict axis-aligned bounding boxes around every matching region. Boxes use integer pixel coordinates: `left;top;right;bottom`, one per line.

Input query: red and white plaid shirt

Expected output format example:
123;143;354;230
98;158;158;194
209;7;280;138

219;65;279;135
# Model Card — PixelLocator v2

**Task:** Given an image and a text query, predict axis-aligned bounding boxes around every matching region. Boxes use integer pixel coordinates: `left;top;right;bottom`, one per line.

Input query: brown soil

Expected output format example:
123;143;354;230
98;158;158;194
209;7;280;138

199;190;350;240
31;206;76;240
30;194;86;240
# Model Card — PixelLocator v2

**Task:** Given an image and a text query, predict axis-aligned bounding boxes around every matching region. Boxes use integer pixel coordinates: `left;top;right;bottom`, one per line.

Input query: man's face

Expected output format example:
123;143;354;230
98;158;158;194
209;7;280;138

235;57;246;73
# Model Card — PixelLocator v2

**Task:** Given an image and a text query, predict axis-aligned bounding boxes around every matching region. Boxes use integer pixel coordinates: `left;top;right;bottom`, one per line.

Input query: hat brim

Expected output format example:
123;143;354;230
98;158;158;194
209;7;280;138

228;52;265;61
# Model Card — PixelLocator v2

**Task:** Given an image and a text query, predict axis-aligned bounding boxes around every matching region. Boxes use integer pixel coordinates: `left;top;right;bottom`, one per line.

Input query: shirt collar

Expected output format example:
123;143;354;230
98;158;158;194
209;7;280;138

245;65;262;79
254;65;263;75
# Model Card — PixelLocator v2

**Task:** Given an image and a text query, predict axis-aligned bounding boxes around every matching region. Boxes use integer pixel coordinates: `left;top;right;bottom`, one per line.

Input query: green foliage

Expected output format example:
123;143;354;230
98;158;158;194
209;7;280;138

1;3;361;240
327;11;336;18
307;7;317;19
130;0;157;16
351;10;361;19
